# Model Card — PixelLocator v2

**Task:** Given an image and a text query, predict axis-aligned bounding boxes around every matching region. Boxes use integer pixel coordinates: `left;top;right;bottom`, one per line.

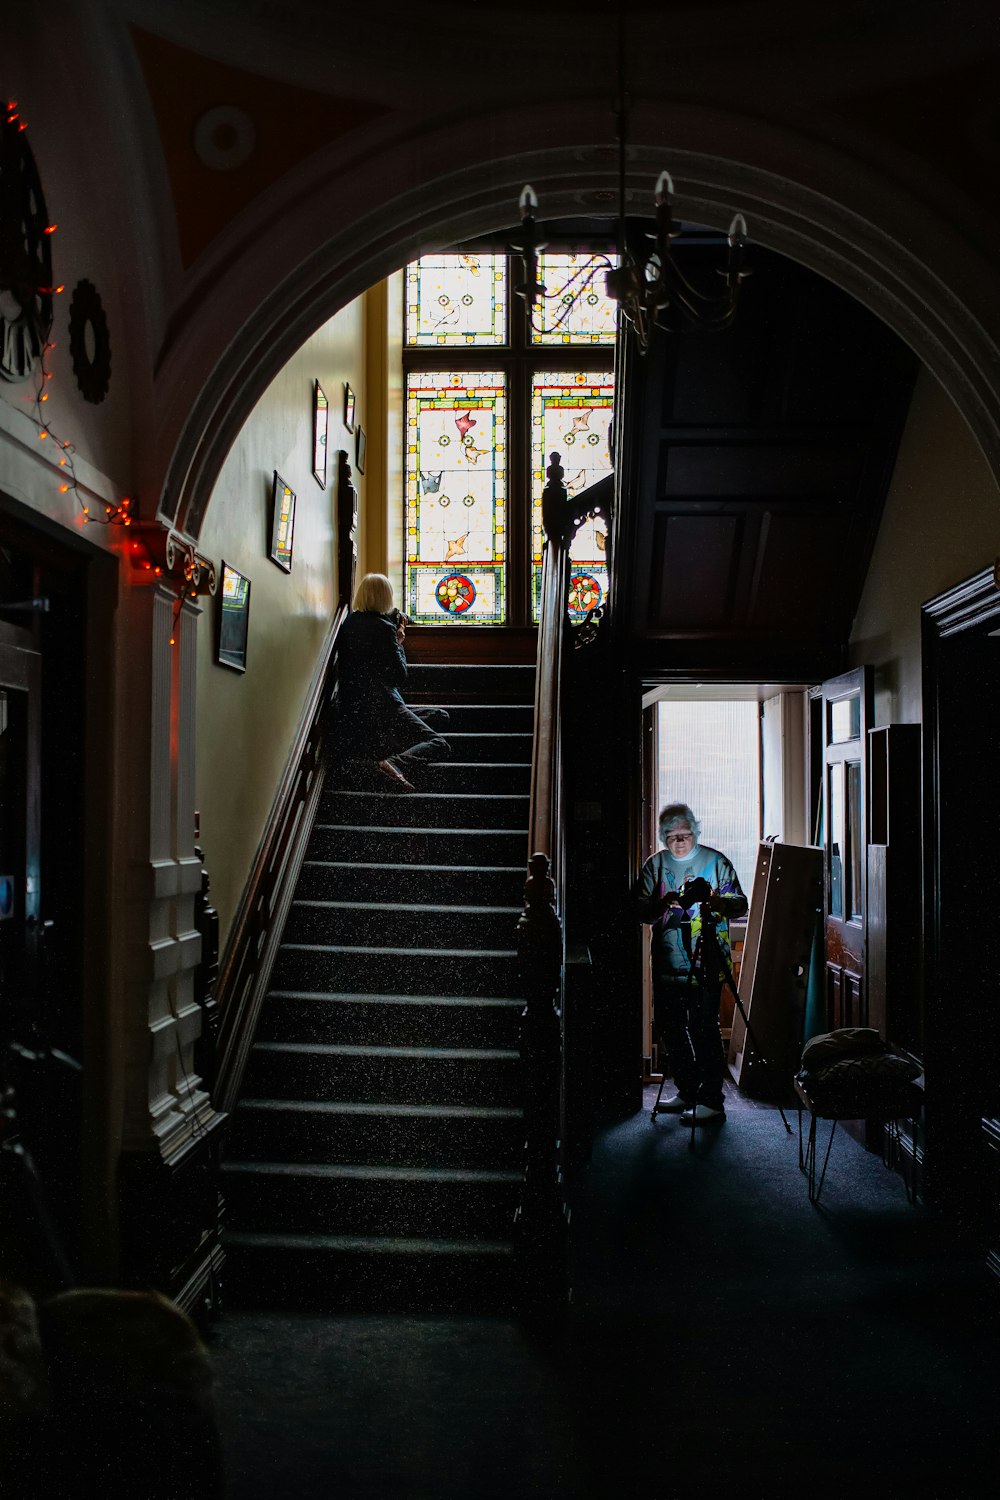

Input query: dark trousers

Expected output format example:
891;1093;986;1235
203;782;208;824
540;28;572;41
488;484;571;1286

653;973;726;1109
390;705;450;767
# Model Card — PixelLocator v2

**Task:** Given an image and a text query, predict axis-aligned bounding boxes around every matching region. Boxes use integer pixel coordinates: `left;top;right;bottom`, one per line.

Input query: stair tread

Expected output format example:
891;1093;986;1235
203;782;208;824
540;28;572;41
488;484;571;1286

226;1230;514;1256
291;900;521;915
325;791;528;802
312;825;527;837
267;990;522;1008
253;1041;520;1061
302;861;524;873
237;1099;523;1119
278;942;518;959
224;1160;521;1184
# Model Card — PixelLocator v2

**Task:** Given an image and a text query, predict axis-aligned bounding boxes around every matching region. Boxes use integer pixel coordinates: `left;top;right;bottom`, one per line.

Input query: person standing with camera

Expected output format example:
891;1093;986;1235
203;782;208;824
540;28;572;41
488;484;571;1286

335;573;450;791
635;802;748;1123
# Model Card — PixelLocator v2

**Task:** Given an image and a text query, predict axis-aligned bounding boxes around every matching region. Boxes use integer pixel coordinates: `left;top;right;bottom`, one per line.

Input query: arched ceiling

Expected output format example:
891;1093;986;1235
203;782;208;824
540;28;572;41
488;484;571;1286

82;0;999;532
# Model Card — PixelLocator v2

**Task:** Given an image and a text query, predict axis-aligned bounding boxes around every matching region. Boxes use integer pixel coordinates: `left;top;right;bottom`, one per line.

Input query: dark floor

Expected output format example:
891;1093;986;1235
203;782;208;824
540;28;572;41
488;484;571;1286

210;1084;1000;1499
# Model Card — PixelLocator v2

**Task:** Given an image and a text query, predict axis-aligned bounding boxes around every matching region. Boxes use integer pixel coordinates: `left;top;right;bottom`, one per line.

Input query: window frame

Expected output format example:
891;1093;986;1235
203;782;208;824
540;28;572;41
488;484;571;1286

402;252;616;628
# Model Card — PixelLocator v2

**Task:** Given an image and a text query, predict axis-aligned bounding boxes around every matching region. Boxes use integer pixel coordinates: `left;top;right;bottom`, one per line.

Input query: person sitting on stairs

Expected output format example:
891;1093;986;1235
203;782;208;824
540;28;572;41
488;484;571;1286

635;802;748;1124
336;572;450;792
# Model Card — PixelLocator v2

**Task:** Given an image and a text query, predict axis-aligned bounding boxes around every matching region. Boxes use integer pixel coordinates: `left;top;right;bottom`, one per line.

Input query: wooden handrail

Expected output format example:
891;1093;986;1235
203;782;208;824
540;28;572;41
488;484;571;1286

213;450;358;1113
515;452;571;1302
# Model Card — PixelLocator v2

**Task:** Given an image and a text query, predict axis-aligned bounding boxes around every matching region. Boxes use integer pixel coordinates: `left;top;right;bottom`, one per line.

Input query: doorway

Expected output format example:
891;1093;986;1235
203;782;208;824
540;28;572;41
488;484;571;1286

0;504;114;1283
639;683;808;1075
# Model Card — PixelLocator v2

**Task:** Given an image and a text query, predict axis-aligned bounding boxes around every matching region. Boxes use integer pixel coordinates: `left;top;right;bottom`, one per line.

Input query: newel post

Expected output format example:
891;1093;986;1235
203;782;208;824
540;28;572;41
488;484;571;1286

515;851;568;1303
337;449;359;607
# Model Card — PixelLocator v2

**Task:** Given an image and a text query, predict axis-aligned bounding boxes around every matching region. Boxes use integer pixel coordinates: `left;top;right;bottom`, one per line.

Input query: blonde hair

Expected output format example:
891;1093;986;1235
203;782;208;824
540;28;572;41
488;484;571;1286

352;573;394;613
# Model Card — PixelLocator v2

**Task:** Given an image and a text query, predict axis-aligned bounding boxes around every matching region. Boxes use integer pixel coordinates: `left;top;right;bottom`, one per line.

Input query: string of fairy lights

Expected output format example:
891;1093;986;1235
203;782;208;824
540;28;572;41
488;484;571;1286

3;99;199;644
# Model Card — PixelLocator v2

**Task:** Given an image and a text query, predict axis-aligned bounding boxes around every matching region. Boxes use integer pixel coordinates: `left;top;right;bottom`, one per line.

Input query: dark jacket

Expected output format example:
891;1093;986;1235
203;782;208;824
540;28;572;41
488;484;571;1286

336;609;423;761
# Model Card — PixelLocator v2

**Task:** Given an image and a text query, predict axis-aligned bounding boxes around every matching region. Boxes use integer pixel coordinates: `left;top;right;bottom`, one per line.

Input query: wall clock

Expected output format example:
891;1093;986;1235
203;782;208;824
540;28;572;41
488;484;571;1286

0;107;54;383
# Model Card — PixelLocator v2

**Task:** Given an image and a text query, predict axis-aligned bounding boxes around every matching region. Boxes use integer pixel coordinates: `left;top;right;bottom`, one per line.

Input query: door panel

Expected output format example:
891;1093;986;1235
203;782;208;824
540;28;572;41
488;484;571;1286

0;632;42;1050
820;666;873;1030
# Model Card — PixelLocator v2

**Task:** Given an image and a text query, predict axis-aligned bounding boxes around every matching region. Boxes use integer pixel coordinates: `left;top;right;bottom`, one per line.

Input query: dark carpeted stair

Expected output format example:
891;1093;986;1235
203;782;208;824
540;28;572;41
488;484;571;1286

222;663;532;1309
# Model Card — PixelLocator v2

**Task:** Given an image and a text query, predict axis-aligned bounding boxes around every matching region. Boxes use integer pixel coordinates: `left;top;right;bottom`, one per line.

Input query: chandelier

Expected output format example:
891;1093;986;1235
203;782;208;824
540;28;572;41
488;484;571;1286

511;35;750;353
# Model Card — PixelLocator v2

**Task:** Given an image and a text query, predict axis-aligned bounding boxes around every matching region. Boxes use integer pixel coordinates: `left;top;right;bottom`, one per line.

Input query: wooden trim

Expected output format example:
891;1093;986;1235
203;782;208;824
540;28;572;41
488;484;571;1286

213;604;347;1112
404;625;538;665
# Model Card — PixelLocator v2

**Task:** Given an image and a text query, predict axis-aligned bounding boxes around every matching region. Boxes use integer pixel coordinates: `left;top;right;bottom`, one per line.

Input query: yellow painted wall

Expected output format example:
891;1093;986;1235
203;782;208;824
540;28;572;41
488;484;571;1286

850;367;1000;723
195;297;366;942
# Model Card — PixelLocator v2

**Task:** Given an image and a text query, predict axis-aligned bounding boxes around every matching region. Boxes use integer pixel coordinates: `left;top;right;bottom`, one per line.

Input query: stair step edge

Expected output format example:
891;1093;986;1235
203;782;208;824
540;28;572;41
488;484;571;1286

225;1231;514;1256
223;1161;522;1184
236;1099;524;1120
290;900;521;915
277;943;518;959
252;1042;520;1061
302;861;525;873
267;991;523;1008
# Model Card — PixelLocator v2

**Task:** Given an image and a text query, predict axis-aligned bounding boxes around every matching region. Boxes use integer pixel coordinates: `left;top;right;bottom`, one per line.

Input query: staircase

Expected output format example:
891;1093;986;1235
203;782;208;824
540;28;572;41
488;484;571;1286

222;662;534;1309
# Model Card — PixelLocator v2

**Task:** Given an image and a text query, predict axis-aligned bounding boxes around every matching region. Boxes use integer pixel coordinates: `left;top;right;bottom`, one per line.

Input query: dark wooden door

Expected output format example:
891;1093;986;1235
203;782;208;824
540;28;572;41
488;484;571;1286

821;666;873;1030
0;627;42;1052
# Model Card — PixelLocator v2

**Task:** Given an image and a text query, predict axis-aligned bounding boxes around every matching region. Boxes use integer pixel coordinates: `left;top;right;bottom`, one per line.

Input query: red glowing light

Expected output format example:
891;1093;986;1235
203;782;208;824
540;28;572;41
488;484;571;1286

38;429;48;439
59;483;69;492
43;224;57;234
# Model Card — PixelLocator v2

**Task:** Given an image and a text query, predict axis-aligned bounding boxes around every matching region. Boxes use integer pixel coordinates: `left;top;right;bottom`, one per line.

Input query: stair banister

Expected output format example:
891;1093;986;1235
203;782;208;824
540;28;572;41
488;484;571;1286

214;450;359;1113
515;451;571;1299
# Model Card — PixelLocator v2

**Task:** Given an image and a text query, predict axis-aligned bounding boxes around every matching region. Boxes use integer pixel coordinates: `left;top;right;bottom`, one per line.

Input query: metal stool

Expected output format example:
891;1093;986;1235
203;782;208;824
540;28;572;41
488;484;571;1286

794;1076;922;1204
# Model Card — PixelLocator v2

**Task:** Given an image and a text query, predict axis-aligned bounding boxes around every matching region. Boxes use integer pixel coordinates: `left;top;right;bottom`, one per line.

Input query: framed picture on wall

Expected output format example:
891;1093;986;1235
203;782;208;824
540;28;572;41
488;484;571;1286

269;470;296;572
343;382;355;433
313;380;329;488
217;561;251;672
355;424;367;475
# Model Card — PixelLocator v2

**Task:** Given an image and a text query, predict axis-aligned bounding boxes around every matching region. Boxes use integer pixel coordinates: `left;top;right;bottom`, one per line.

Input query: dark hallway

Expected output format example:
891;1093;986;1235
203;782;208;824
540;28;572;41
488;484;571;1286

211;1085;999;1498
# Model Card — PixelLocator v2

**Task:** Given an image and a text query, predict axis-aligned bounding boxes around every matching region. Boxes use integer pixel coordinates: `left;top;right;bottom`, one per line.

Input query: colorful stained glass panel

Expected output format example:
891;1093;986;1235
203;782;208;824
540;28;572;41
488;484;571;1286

531;370;614;618
405;254;507;346
532;253;618;345
405;370;506;623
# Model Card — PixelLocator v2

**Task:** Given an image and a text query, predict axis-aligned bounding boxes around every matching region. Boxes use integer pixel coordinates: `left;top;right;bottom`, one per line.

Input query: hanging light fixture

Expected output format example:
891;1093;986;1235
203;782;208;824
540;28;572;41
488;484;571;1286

512;21;750;354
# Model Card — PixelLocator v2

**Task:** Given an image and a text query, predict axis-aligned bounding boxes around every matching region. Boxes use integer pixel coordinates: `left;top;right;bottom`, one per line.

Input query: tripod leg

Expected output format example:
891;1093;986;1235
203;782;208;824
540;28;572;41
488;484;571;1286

718;951;792;1133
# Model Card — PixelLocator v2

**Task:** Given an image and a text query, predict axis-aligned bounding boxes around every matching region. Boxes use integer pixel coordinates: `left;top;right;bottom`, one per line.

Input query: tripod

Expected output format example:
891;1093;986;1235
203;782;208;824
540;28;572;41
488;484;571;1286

651;900;792;1137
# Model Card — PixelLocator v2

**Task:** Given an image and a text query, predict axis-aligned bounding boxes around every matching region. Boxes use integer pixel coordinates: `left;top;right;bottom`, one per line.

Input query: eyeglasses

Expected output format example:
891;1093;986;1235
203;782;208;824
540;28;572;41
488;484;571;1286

664;830;694;845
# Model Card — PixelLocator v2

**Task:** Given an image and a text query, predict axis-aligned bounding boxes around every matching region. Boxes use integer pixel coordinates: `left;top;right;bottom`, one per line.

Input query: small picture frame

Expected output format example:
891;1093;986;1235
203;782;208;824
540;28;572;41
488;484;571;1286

313;380;329;488
355;424;367;476
217;561;251;673
343;382;356;433
269;470;296;572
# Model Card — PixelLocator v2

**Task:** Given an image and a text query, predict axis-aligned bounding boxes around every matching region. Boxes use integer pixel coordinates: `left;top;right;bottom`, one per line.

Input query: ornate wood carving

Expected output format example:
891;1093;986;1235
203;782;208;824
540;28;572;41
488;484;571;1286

134;524;218;599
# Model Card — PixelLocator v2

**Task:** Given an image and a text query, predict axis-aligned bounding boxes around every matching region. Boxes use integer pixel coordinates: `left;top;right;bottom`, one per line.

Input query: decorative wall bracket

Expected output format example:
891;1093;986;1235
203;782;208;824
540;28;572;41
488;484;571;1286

131;524;218;598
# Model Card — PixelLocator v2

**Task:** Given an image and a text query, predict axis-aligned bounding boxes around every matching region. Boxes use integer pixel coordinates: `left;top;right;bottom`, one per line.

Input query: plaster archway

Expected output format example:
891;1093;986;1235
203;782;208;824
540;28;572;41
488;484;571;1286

155;99;1000;541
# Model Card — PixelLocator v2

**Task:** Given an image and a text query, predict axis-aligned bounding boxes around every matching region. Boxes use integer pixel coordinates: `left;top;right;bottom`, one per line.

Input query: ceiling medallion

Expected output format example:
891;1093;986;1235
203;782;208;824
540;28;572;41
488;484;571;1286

193;106;257;171
68;279;111;404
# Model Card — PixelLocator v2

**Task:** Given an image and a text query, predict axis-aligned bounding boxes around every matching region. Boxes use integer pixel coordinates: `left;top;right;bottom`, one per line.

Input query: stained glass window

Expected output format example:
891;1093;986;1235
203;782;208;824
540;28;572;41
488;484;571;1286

404;370;507;623
531;254;618;346
531;370;615;618
405;254;507;346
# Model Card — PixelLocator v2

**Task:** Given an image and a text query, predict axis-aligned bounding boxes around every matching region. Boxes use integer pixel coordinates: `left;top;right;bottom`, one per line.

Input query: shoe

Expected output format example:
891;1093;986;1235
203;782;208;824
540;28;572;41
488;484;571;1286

376;758;415;792
655;1094;692;1114
681;1103;726;1124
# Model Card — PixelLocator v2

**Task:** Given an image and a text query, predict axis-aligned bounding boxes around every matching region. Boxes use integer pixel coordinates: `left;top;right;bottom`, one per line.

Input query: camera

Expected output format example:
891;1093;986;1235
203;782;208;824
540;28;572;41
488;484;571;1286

679;876;712;905
387;607;411;627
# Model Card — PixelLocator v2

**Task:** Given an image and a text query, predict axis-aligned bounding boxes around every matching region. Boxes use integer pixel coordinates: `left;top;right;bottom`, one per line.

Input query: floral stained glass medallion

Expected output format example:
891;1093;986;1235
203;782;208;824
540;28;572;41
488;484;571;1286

405;370;506;623
531;370;615;617
532;253;618;346
405;254;507;347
